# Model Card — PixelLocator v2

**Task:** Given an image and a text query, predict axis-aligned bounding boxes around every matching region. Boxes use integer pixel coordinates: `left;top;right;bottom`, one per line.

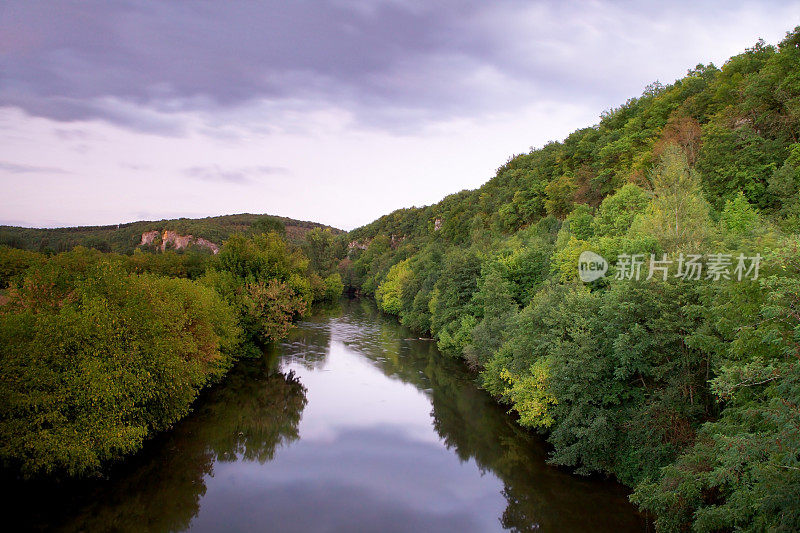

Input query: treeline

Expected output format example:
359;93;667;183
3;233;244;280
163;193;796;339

0;227;344;478
342;29;800;531
0;213;344;255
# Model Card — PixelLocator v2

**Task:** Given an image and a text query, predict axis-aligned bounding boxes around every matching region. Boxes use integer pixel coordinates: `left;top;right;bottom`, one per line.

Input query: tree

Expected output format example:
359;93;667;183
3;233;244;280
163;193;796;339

593;184;651;237
0;253;240;477
544;176;577;219
465;266;518;368
719;192;760;237
375;259;412;316
634;145;712;251
633;238;800;531
249;216;286;236
203;232;313;351
429;248;482;356
565;204;594;240
303;227;346;276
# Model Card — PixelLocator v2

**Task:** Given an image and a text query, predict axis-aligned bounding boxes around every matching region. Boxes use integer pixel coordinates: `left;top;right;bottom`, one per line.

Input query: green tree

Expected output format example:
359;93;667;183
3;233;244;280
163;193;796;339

544;176;577;219
564;204;594;240
633;239;800;531
593;184;650;237
0;253;240;477
249;216;286;236
302;227;346;276
634;145;712;251
375;259;413;315
203;233;313;351
719;191;760;237
465;266;518;368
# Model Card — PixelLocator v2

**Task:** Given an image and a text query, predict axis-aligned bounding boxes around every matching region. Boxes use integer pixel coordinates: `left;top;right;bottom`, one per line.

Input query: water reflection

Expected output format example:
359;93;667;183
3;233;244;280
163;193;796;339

2;357;308;532
275;299;645;532
2;299;645;532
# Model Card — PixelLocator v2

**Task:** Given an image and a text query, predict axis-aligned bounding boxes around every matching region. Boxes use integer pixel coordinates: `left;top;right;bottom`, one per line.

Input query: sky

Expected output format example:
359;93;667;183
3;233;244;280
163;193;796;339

1;1;798;231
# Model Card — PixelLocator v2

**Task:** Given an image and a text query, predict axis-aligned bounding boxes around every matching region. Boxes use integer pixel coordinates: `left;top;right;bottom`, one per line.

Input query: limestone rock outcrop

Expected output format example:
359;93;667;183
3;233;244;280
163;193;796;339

139;230;220;254
140;230;159;246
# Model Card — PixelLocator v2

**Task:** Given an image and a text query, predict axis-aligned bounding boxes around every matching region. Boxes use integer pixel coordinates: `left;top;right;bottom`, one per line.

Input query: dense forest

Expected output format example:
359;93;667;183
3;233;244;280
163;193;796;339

340;29;800;531
0;223;345;478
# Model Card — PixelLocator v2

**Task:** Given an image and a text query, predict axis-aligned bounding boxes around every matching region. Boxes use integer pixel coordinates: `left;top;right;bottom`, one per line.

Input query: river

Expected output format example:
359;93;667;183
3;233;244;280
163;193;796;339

3;299;646;532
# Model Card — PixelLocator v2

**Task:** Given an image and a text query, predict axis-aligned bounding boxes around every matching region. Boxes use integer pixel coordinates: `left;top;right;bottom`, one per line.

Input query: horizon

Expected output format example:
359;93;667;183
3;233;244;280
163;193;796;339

0;211;348;232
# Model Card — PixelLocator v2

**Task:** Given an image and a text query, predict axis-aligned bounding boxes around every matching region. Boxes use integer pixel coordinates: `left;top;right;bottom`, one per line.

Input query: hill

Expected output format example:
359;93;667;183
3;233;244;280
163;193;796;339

0;213;344;255
342;27;800;531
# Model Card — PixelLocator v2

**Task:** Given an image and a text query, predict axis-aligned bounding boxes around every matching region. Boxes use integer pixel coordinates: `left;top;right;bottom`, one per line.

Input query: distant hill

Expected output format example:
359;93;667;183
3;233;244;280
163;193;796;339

0;213;343;254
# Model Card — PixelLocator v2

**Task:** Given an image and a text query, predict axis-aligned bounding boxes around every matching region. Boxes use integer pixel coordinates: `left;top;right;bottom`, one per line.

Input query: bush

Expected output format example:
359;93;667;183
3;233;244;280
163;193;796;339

0;246;42;288
0;253;240;477
202;232;313;351
322;272;344;302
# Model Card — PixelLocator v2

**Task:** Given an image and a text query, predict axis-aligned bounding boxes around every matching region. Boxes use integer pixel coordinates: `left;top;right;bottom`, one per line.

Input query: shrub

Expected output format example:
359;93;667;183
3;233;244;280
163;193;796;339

0;254;240;477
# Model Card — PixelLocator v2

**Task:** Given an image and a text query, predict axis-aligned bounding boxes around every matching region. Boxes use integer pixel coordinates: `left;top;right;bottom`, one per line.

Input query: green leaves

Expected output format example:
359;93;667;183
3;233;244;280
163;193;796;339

499;360;557;430
0;228;325;479
375;259;412;315
0;252;241;478
632;237;800;531
204;232;315;350
336;27;800;532
593;184;650;237
635;145;712;251
544;176;578;219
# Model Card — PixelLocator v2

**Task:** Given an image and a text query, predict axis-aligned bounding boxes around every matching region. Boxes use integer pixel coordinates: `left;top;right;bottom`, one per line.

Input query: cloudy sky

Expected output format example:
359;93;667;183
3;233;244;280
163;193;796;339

1;1;797;230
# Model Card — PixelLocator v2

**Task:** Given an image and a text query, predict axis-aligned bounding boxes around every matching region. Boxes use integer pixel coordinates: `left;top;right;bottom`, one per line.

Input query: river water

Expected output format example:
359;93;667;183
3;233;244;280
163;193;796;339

4;299;646;532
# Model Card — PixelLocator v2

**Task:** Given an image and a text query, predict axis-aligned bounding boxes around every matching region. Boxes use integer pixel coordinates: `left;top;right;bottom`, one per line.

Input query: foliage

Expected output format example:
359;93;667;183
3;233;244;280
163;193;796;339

125;249;210;279
465;266;517;367
340;27;800;531
375;259;413;315
499;360;557;430
544;176;577;219
322;273;345;302
632;239;800;532
302;227;347;276
0;225;338;479
0;251;241;477
0;246;42;288
564;204;594;240
633;145;712;251
202;232;318;352
719;192;760;237
249;216;286;236
593;184;650;237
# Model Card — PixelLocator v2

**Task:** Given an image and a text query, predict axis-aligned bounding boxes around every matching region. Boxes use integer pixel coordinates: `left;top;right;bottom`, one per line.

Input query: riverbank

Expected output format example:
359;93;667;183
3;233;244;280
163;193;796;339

0;231;341;480
1;299;646;531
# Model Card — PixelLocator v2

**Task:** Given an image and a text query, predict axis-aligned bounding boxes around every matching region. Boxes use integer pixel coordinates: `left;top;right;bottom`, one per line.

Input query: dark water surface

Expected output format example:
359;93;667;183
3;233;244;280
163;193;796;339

3;299;646;532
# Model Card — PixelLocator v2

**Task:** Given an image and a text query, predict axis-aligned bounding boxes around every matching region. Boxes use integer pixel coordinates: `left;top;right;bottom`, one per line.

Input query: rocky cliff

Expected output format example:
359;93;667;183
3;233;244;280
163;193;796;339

139;230;220;254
